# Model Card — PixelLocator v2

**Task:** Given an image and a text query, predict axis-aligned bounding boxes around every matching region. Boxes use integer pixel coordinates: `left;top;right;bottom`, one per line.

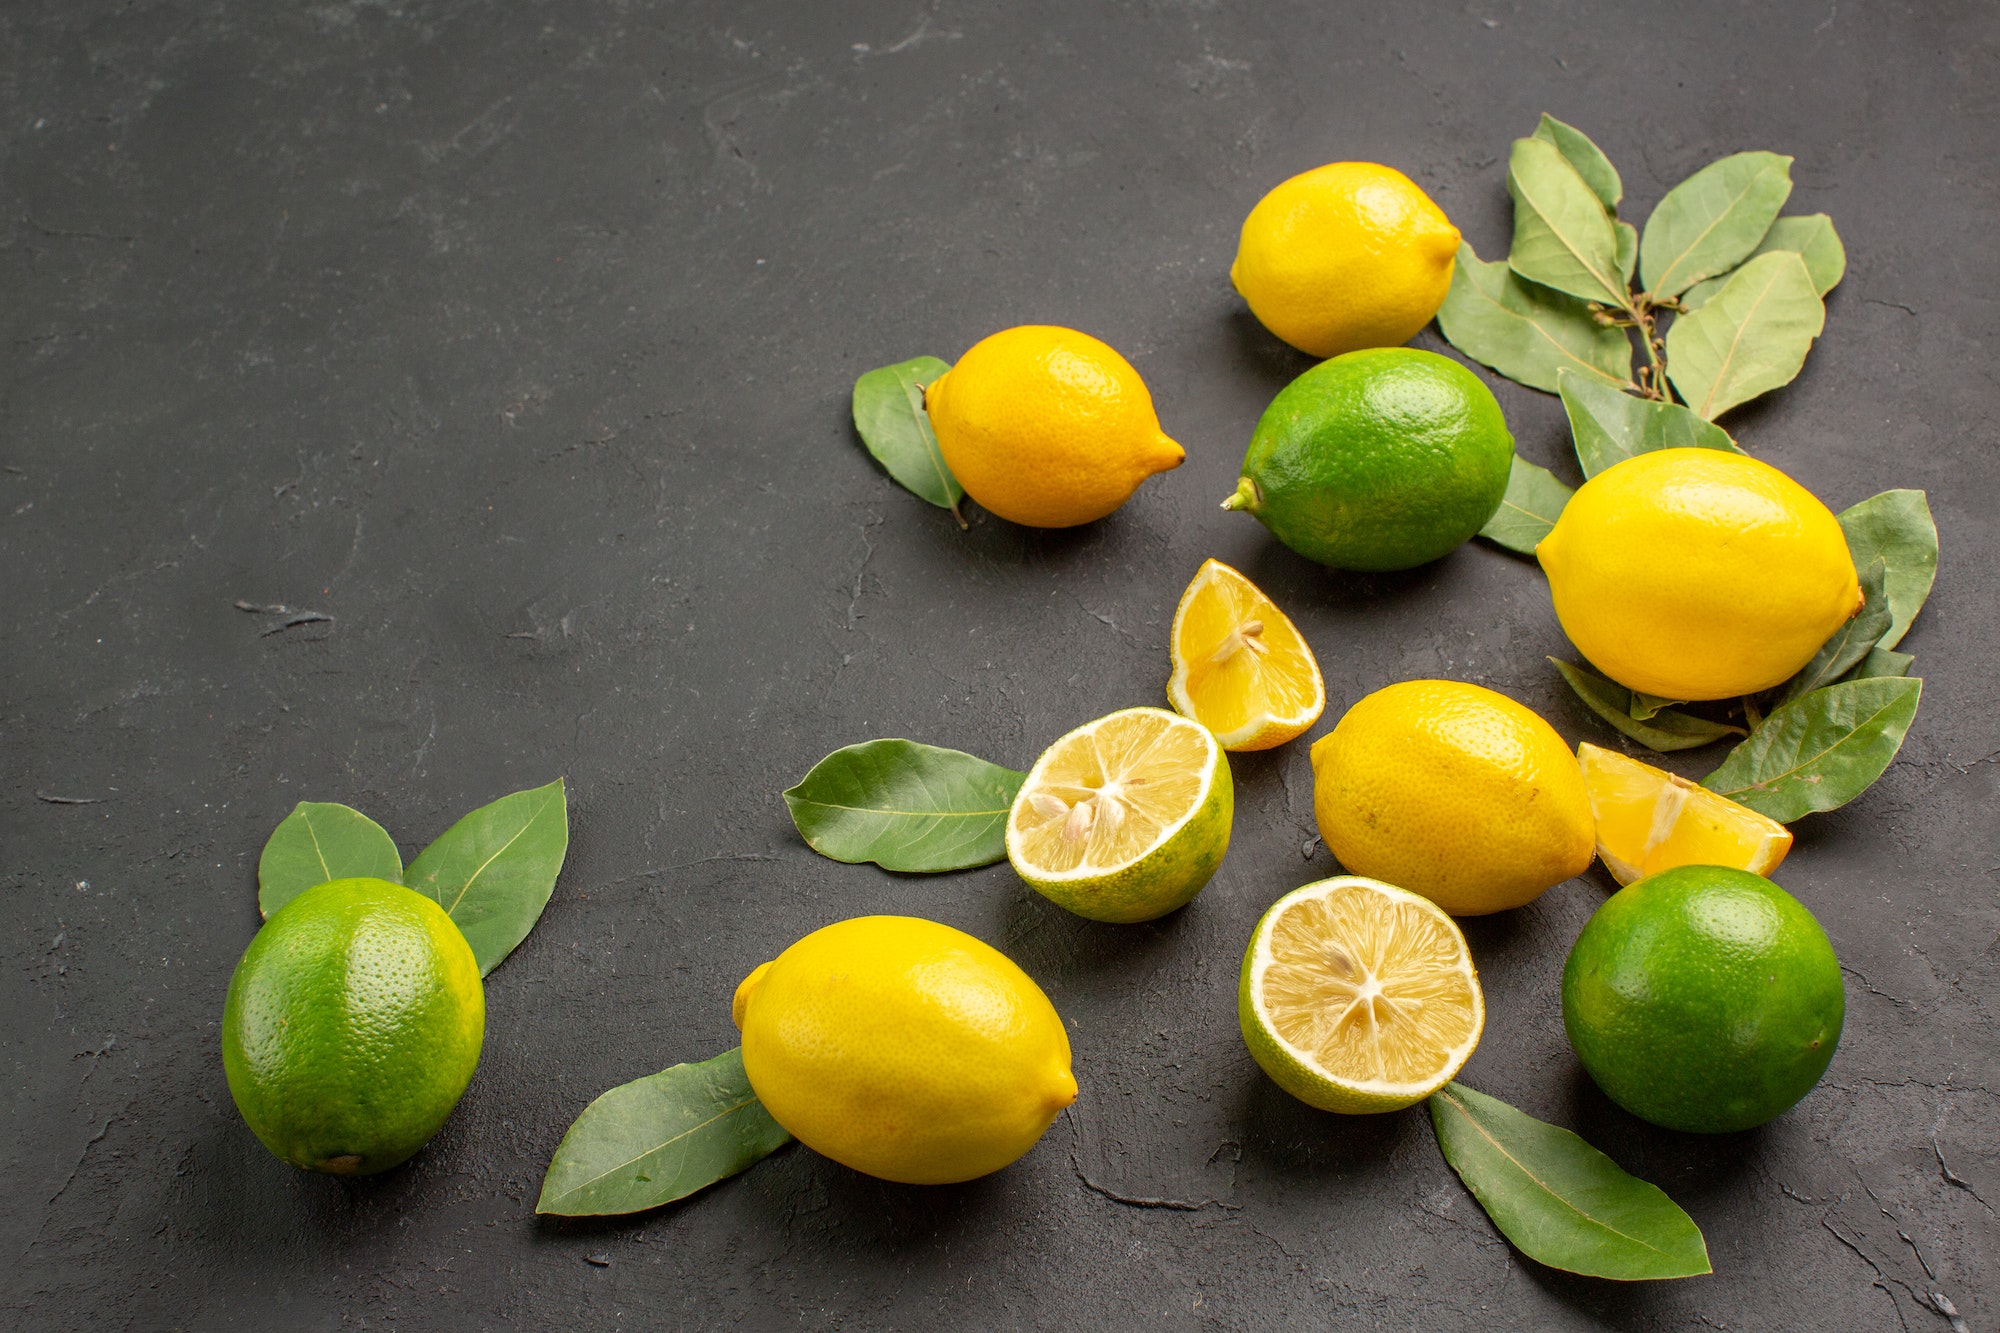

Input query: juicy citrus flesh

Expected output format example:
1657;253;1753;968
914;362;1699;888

1230;162;1462;359
733;915;1076;1185
1167;558;1325;750
1536;448;1863;701
221;877;485;1176
1578;741;1793;885
924;325;1184;528
1311;680;1595;916
1240;876;1484;1113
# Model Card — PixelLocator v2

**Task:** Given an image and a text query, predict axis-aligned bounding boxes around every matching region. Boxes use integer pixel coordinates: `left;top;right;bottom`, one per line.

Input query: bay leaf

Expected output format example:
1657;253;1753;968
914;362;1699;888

852;356;965;527
1844;646;1914;682
1557;370;1743;479
1430;1082;1711;1281
1436;244;1633;394
784;739;1025;872
537;1047;792;1217
1506;137;1630;307
1838;490;1938;649
1639;151;1793;298
1681;214;1846;310
258;801;403;919
1628;692;1683;722
1551;659;1744;752
1702;676;1922;822
1477;455;1573;556
1664;251;1825;420
1779;559;1890;703
1615;219;1639;286
405;778;568;975
1533;114;1623;212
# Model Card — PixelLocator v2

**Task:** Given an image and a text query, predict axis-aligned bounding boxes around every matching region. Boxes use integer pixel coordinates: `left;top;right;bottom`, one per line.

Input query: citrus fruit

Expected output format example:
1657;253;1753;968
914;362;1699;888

221;877;485;1175
1578;741;1793;885
1167;558;1325;751
1536;448;1863;700
1562;865;1844;1133
1310;680;1594;916
1239;876;1484;1113
1223;348;1514;571
923;325;1184;528
732;915;1076;1184
1007;706;1232;923
1230;161;1462;359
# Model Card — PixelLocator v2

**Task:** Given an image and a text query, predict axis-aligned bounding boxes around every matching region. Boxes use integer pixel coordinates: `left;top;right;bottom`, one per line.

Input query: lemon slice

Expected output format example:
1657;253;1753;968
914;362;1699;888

1167;559;1325;751
1006;706;1232;923
1578;742;1793;885
1239;876;1484;1113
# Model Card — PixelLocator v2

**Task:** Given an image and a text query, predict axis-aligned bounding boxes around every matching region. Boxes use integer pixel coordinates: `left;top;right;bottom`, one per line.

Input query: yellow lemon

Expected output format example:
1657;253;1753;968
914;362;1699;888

1536;449;1863;701
1310;681;1595;916
1230;162;1461;360
732;916;1076;1185
1578;741;1792;885
924;325;1184;527
1167;558;1325;750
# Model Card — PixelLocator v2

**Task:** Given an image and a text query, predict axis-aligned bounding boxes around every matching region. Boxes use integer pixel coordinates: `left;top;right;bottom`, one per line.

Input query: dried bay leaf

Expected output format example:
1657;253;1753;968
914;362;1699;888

1838;490;1938;649
1681;214;1846;310
1702;677;1922;822
1640;151;1793;298
1437;244;1633;394
1477;455;1574;556
785;739;1026;872
1665;251;1824;420
258;801;403;918
1557;370;1742;479
1506;137;1629;307
1532;114;1623;212
1551;659;1744;753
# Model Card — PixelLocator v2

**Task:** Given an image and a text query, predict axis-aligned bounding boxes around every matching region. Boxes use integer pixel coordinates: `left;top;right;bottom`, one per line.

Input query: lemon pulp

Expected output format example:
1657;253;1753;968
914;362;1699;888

1578;742;1793;885
1167;558;1325;751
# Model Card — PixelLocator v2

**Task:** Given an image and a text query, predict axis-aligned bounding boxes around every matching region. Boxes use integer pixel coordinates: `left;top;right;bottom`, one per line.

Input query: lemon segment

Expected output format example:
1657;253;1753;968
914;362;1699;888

1578;742;1793;885
1167;559;1325;751
1239;876;1484;1113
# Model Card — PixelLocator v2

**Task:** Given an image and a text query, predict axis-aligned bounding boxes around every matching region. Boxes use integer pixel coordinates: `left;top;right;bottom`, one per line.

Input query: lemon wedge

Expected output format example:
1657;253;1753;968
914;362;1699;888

1577;742;1793;885
1167;558;1325;751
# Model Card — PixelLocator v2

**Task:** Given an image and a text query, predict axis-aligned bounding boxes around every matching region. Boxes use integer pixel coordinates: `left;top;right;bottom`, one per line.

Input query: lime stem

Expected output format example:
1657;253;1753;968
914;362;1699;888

1220;477;1259;513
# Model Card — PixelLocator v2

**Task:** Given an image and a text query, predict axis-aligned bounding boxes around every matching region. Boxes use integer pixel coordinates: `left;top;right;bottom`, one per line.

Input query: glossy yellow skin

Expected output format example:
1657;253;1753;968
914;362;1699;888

924;325;1184;527
1311;681;1595;916
1231;162;1461;359
733;916;1077;1184
1537;449;1863;701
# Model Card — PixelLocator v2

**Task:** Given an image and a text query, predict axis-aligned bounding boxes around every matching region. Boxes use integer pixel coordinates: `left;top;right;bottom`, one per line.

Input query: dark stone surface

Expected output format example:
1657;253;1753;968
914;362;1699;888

4;2;1995;1327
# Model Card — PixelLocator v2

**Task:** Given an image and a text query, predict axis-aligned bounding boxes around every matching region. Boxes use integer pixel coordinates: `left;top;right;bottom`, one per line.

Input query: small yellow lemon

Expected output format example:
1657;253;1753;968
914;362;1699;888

1231;162;1461;360
1310;681;1595;916
1536;449;1863;701
924;325;1184;527
732;916;1076;1185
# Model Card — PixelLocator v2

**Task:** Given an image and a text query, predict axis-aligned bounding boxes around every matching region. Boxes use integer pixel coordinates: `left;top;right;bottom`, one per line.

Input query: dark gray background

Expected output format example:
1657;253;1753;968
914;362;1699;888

4;2;1994;1328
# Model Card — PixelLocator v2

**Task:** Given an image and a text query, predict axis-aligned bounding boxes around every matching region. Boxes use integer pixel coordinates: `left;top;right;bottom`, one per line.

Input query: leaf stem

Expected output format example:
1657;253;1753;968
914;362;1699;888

1630;297;1671;401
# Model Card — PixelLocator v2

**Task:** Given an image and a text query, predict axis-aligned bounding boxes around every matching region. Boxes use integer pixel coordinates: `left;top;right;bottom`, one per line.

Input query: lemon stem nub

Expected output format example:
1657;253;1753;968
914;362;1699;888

1220;477;1260;513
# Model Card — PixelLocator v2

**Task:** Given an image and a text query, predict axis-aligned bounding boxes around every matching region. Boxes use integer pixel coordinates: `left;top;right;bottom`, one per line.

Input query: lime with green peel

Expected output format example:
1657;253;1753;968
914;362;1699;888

222;876;485;1175
1223;347;1514;571
1562;865;1844;1134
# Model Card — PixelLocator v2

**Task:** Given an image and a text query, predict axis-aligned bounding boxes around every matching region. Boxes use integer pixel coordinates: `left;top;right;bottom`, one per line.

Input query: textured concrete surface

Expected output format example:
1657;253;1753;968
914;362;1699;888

3;2;1996;1328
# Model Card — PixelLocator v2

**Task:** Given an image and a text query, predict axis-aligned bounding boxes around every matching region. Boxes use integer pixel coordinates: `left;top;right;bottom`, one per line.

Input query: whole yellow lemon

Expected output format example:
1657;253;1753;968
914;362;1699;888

1231;162;1461;360
924;325;1184;528
1536;449;1863;701
732;915;1076;1185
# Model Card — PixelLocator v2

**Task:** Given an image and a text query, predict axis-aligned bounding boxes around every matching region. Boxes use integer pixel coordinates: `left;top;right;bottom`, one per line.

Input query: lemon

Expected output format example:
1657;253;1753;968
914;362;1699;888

221;877;485;1175
1240;876;1484;1113
924;325;1185;528
1536;448;1863;701
1578;741;1792;885
1231;162;1462;360
732;915;1076;1185
1167;558;1325;751
1310;681;1595;916
1007;706;1232;923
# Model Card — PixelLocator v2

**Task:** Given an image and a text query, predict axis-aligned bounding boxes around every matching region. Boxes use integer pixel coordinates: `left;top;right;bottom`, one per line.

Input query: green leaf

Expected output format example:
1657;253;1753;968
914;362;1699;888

1557;370;1743;479
405;778;568;975
1681;214;1846;310
1838;490;1938;649
1628;692;1683;722
784;739;1026;872
1506;137;1629;307
1779;559;1891;703
257;802;403;918
1615;219;1639;285
852;356;965;527
1664;251;1825;420
1533;114;1623;212
1429;1083;1711;1281
536;1048;792;1217
1477;455;1574;556
1437;244;1633;394
1639;151;1793;298
1702;677;1923;822
1844;646;1914;682
1551;659;1745;752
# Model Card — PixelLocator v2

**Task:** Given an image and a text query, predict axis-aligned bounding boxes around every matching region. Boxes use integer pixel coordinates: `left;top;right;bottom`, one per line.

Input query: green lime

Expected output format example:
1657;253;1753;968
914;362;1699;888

222;877;485;1174
1562;866;1843;1134
1223;347;1514;571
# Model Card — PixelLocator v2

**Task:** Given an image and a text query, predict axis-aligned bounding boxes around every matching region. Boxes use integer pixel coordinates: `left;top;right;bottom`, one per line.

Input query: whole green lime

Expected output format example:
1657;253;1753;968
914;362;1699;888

1223;347;1514;571
1562;866;1843;1134
222;877;485;1174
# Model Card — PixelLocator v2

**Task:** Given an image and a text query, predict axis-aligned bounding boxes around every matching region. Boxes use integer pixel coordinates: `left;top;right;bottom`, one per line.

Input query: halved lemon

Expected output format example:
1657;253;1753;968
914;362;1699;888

1006;706;1232;923
1578;741;1793;885
1167;558;1325;751
1239;876;1484;1113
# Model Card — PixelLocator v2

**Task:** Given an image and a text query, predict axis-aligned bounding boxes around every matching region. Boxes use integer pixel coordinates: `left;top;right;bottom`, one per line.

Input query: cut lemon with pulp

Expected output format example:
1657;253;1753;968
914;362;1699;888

1240;876;1484;1113
1167;558;1325;751
1578;742;1793;885
1007;706;1232;923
